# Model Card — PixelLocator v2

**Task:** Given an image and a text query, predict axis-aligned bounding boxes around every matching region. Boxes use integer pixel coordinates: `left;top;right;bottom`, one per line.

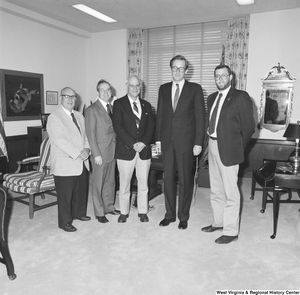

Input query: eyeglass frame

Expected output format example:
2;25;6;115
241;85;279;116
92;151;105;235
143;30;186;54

214;73;230;80
171;66;186;73
61;94;76;100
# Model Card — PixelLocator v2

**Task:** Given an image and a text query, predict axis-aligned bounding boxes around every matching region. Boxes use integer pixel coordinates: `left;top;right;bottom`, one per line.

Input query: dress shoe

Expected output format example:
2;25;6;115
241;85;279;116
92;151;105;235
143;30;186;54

96;216;109;223
159;218;176;227
178;221;188;230
138;213;149;222
118;214;129;223
63;223;77;232
107;210;120;215
215;235;238;244
75;216;91;221
201;225;223;233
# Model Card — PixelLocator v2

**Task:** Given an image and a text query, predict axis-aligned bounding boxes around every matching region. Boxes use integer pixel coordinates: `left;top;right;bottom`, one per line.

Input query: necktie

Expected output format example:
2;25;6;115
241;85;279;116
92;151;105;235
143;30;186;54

173;84;180;111
106;103;112;118
209;93;223;135
71;113;81;134
133;102;140;128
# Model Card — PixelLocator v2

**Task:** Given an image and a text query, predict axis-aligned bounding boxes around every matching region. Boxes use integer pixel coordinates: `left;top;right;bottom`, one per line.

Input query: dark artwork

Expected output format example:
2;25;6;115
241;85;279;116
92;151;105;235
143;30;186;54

4;73;42;119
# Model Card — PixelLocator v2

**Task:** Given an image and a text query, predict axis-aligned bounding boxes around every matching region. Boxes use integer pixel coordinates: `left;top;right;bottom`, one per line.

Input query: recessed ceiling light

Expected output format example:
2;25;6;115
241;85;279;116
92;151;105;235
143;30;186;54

236;0;255;5
72;4;117;23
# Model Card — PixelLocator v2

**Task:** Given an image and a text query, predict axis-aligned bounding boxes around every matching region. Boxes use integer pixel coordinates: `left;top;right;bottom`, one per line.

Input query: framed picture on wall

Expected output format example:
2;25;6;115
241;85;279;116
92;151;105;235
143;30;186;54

0;69;44;121
46;91;58;105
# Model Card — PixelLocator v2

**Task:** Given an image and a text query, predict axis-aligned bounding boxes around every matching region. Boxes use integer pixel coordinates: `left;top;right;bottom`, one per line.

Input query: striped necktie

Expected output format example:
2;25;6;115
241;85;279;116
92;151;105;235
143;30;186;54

209;93;223;135
133;102;140;128
71;113;81;134
106;103;112;118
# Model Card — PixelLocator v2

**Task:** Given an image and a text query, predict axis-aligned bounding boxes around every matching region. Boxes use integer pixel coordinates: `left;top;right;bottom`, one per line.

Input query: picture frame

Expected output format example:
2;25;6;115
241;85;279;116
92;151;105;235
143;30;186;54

46;91;58;105
0;69;44;121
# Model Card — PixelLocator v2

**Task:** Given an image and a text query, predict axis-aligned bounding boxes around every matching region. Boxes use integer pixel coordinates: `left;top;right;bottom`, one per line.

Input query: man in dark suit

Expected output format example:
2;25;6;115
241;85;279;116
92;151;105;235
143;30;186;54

156;55;205;230
112;75;154;223
201;65;255;244
47;87;91;232
85;79;119;224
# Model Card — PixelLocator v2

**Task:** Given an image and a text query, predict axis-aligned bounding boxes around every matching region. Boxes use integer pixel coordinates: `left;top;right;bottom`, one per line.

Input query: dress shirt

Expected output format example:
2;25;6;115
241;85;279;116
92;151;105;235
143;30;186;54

172;79;185;106
127;95;141;119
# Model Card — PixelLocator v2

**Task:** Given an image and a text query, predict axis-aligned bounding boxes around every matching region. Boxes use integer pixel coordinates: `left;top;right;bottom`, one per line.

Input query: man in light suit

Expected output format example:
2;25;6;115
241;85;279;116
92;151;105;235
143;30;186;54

156;55;205;230
112;75;154;223
201;64;255;244
85;79;119;224
47;87;91;232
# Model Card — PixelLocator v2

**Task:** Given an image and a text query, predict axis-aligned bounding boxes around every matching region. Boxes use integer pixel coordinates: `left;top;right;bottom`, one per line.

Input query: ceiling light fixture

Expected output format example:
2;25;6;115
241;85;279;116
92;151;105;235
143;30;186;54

72;4;117;23
236;0;255;5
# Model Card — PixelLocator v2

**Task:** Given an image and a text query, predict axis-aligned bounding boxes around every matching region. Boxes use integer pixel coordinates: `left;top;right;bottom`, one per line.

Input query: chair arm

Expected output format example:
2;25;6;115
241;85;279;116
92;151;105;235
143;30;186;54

15;156;41;173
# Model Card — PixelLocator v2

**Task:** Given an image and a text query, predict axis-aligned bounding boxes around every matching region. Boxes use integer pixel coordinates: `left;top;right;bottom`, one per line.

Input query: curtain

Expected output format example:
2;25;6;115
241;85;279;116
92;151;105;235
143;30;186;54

128;29;143;79
225;17;250;90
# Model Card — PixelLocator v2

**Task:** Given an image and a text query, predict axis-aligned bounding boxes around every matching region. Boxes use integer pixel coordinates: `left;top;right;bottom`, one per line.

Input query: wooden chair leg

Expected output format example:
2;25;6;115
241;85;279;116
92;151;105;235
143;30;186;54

261;188;268;213
250;177;256;200
29;194;34;219
0;240;17;280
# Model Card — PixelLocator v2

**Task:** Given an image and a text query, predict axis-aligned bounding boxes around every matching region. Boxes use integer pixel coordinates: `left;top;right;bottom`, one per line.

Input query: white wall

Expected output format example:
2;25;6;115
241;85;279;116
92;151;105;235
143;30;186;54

247;8;300;139
86;30;128;105
0;10;86;136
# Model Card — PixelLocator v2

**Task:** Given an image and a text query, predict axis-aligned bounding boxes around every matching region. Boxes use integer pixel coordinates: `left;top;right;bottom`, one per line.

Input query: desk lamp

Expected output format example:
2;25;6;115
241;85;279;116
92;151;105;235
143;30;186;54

283;121;300;174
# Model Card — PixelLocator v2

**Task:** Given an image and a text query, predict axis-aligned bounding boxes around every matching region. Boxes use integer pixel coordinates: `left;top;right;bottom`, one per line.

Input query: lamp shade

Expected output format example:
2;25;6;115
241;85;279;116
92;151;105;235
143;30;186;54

283;123;300;139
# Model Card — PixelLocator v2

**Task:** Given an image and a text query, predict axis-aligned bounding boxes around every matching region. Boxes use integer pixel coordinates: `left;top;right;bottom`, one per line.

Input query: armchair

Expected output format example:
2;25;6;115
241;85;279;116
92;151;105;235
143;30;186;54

3;138;57;219
251;158;292;213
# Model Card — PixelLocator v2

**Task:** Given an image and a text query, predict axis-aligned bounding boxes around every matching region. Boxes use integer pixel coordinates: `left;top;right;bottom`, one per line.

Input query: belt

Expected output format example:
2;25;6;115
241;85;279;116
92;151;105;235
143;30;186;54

209;136;217;140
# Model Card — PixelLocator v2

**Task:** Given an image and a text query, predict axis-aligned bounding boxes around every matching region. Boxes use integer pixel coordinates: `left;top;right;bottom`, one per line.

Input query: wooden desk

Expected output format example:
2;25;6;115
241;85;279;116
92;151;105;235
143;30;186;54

270;162;300;239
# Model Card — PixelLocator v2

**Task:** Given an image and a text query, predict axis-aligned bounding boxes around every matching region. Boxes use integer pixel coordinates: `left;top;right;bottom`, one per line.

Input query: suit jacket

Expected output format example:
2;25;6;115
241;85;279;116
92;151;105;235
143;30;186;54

206;87;255;167
47;106;90;176
112;95;154;161
156;80;205;153
85;100;116;163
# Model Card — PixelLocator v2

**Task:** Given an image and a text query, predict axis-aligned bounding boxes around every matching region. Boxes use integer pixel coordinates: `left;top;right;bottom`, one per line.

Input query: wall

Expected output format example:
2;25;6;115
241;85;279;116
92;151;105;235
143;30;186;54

0;10;87;136
86;30;128;105
247;8;300;139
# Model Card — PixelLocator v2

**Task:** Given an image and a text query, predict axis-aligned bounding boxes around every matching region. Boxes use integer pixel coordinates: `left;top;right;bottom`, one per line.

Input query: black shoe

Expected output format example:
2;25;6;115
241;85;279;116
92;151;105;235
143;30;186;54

215;235;238;244
118;214;129;223
178;221;188;230
107;210;120;215
138;213;149;222
96;216;109;223
159;218;176;227
75;216;91;221
63;223;77;232
201;225;223;232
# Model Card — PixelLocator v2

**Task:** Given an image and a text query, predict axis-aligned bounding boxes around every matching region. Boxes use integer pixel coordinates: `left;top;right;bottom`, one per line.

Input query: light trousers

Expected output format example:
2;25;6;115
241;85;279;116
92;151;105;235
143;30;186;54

208;138;240;236
117;153;151;215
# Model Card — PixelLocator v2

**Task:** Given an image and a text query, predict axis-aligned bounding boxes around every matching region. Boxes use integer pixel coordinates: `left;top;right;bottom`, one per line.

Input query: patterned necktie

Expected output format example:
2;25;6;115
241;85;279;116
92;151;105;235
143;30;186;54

71;113;81;134
106;103;112;118
133;102;140;128
209;93;223;135
173;83;180;111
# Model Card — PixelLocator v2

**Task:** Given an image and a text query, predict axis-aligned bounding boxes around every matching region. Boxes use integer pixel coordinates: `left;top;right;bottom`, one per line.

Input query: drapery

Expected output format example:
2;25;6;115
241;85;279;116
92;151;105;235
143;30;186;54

225;17;250;90
128;29;143;79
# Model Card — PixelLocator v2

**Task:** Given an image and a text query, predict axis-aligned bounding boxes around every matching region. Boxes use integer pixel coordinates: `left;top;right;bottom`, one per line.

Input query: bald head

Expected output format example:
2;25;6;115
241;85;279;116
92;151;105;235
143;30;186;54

127;75;141;100
60;87;76;112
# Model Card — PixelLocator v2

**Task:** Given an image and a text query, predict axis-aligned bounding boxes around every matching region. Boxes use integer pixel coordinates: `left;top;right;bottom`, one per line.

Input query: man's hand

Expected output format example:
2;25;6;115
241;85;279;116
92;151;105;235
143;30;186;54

155;142;161;154
79;148;90;161
94;155;103;166
133;142;146;153
193;145;202;156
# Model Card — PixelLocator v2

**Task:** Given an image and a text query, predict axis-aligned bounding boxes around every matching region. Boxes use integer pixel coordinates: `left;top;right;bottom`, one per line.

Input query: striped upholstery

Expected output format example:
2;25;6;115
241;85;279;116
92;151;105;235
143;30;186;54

3;138;54;194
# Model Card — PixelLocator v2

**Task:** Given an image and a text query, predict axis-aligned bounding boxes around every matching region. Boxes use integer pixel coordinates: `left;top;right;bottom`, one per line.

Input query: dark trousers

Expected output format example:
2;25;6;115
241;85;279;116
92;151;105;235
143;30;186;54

54;166;88;228
162;141;194;221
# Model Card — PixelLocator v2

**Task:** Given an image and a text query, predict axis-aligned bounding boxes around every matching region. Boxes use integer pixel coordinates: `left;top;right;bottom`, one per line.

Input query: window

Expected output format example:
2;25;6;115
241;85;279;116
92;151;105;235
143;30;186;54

142;21;228;111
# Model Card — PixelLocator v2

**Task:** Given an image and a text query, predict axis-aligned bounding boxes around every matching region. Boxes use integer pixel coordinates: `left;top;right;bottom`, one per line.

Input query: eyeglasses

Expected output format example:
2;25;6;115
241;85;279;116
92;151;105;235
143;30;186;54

61;95;76;100
99;88;111;93
214;73;230;80
129;84;140;89
171;66;186;73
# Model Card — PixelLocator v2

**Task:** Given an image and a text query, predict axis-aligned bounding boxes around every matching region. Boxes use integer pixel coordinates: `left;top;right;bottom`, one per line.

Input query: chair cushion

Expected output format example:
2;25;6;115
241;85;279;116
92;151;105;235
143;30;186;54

3;171;55;194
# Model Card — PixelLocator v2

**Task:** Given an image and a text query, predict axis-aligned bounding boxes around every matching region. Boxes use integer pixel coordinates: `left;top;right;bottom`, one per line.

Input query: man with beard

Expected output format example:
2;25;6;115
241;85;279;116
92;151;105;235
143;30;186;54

201;65;255;244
